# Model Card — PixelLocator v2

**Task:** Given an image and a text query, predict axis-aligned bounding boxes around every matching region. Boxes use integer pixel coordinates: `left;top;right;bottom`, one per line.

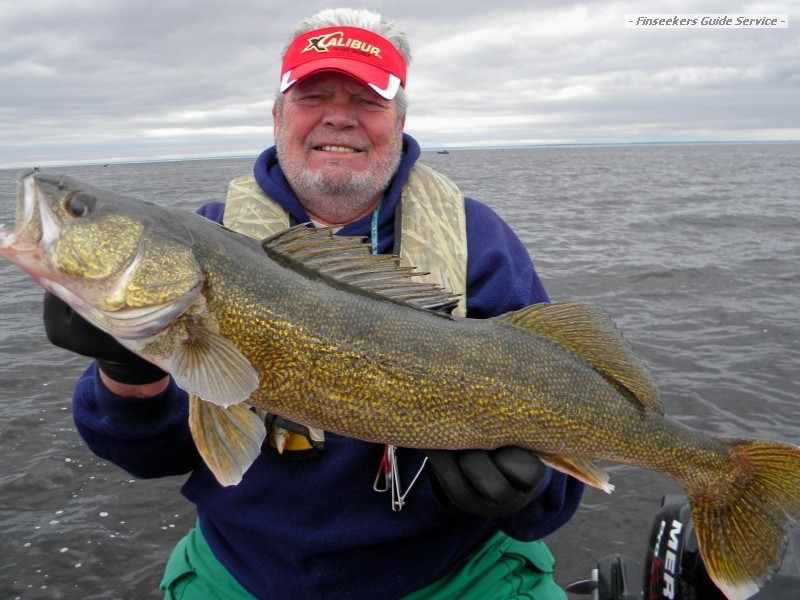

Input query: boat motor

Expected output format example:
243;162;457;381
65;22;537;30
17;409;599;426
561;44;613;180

567;495;800;600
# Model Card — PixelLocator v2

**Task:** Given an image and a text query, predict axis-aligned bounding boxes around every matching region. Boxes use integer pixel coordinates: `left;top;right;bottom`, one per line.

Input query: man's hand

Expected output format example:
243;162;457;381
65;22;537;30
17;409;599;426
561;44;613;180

426;447;547;518
43;292;168;386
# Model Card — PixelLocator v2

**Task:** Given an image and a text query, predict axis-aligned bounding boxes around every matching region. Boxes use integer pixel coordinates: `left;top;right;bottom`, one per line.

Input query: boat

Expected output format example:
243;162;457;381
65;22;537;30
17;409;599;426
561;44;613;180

567;495;800;599
436;150;450;154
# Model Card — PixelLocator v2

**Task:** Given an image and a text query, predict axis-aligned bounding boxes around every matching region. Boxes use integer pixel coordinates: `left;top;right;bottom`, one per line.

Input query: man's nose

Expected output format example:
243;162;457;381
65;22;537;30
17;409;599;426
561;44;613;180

322;99;358;129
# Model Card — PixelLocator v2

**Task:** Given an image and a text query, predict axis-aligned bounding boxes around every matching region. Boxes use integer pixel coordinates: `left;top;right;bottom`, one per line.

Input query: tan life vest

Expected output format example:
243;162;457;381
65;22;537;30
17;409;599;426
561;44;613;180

222;162;468;315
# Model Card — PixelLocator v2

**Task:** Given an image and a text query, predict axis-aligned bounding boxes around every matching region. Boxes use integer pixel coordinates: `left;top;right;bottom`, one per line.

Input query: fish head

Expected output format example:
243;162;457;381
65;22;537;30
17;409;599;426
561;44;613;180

0;170;203;339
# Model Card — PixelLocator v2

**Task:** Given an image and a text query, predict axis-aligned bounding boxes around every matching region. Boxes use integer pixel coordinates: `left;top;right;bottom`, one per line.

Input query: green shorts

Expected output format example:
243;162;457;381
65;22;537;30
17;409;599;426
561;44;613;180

160;523;256;600
161;523;565;599
405;530;566;600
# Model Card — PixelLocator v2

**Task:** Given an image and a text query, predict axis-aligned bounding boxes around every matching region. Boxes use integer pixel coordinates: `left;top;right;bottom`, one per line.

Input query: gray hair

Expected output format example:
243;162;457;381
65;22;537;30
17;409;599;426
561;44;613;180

275;8;410;116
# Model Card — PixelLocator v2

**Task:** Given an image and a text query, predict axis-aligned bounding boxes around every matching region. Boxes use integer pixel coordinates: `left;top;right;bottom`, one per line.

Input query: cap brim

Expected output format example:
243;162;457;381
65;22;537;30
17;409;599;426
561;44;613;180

280;58;402;100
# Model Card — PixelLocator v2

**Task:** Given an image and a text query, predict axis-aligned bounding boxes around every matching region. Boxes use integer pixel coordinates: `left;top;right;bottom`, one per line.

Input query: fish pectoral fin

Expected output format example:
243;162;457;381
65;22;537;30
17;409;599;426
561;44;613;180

540;454;614;494
188;394;266;487
168;326;259;408
498;302;663;414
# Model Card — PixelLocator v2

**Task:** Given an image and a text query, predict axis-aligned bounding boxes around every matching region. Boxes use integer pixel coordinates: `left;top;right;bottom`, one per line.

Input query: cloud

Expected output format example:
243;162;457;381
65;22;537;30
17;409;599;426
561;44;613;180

0;0;797;168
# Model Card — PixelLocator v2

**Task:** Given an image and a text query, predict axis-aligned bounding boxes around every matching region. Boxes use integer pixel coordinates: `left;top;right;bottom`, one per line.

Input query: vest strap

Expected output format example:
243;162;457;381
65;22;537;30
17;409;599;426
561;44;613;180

396;163;467;316
223;175;290;239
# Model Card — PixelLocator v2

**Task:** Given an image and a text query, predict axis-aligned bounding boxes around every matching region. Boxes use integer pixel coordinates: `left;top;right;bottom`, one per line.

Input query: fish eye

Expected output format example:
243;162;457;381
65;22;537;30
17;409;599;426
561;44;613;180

66;192;95;218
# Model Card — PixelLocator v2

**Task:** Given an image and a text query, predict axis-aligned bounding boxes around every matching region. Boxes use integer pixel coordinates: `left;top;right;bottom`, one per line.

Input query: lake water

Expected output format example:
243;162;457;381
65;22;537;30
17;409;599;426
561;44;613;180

1;142;799;598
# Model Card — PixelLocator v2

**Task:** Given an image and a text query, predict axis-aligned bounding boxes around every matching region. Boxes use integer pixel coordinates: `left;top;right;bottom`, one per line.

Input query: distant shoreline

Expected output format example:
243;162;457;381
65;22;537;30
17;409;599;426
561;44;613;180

3;139;798;171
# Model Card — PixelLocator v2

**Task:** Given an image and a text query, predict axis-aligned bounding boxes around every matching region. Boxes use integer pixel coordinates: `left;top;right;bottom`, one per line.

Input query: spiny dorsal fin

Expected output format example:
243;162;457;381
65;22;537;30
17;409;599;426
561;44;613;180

262;224;460;313
499;302;663;413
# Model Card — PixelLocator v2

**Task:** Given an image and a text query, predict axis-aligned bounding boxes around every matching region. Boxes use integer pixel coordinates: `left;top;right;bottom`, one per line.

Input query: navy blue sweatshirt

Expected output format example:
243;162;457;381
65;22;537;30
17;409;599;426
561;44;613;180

72;134;584;599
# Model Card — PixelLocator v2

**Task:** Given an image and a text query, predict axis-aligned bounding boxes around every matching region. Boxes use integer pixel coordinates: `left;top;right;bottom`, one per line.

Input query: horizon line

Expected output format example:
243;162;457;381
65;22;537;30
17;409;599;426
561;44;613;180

2;138;797;170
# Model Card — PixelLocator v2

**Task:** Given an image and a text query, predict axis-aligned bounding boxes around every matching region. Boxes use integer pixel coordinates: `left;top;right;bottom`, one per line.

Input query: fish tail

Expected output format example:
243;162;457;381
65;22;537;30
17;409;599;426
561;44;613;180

688;439;800;600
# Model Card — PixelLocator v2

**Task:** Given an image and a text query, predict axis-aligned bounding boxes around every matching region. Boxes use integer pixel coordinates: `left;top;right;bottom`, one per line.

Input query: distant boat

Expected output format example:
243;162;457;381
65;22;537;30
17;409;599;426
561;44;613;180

436;150;450;155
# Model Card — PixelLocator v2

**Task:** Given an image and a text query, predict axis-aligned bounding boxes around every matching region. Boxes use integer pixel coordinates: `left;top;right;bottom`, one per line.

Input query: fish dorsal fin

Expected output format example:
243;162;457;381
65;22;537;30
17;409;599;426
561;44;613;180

499;302;663;413
262;224;460;313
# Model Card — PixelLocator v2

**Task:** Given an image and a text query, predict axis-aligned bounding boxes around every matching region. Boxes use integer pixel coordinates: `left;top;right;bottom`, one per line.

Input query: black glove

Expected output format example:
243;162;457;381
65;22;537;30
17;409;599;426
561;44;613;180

426;447;547;518
43;292;167;385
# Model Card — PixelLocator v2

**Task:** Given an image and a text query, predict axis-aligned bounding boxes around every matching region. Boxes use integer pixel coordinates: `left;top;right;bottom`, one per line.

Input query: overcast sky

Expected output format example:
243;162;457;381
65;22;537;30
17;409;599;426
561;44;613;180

0;0;796;168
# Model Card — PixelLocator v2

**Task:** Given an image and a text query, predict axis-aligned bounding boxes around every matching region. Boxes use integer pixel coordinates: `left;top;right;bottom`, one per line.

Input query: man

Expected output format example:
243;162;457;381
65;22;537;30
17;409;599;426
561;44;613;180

44;8;583;599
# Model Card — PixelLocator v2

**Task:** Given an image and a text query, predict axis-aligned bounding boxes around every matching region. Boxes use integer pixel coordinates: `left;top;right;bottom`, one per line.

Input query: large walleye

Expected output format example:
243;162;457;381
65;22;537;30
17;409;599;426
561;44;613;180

2;170;799;599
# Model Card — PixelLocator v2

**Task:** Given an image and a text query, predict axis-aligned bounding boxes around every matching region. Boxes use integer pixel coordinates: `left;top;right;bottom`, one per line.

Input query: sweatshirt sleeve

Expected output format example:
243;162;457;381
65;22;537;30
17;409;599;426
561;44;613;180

463;197;585;539
463;198;549;318
72;363;199;478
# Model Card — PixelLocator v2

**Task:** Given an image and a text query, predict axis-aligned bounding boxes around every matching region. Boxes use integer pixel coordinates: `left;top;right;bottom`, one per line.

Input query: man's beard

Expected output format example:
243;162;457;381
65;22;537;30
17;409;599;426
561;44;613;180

276;130;402;222
290;165;389;198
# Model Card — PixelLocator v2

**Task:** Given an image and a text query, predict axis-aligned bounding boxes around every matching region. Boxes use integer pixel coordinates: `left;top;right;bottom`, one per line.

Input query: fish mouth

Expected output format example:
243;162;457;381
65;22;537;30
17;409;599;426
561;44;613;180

0;171;45;253
0;171;72;296
2;170;203;341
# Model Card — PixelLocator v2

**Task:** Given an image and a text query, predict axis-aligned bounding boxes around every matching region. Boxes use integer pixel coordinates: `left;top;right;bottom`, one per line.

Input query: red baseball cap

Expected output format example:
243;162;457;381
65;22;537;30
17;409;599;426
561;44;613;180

279;26;407;100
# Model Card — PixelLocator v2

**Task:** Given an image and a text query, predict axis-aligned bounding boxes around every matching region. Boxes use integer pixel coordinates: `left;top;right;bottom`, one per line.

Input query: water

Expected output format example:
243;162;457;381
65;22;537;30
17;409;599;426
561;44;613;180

1;143;799;598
